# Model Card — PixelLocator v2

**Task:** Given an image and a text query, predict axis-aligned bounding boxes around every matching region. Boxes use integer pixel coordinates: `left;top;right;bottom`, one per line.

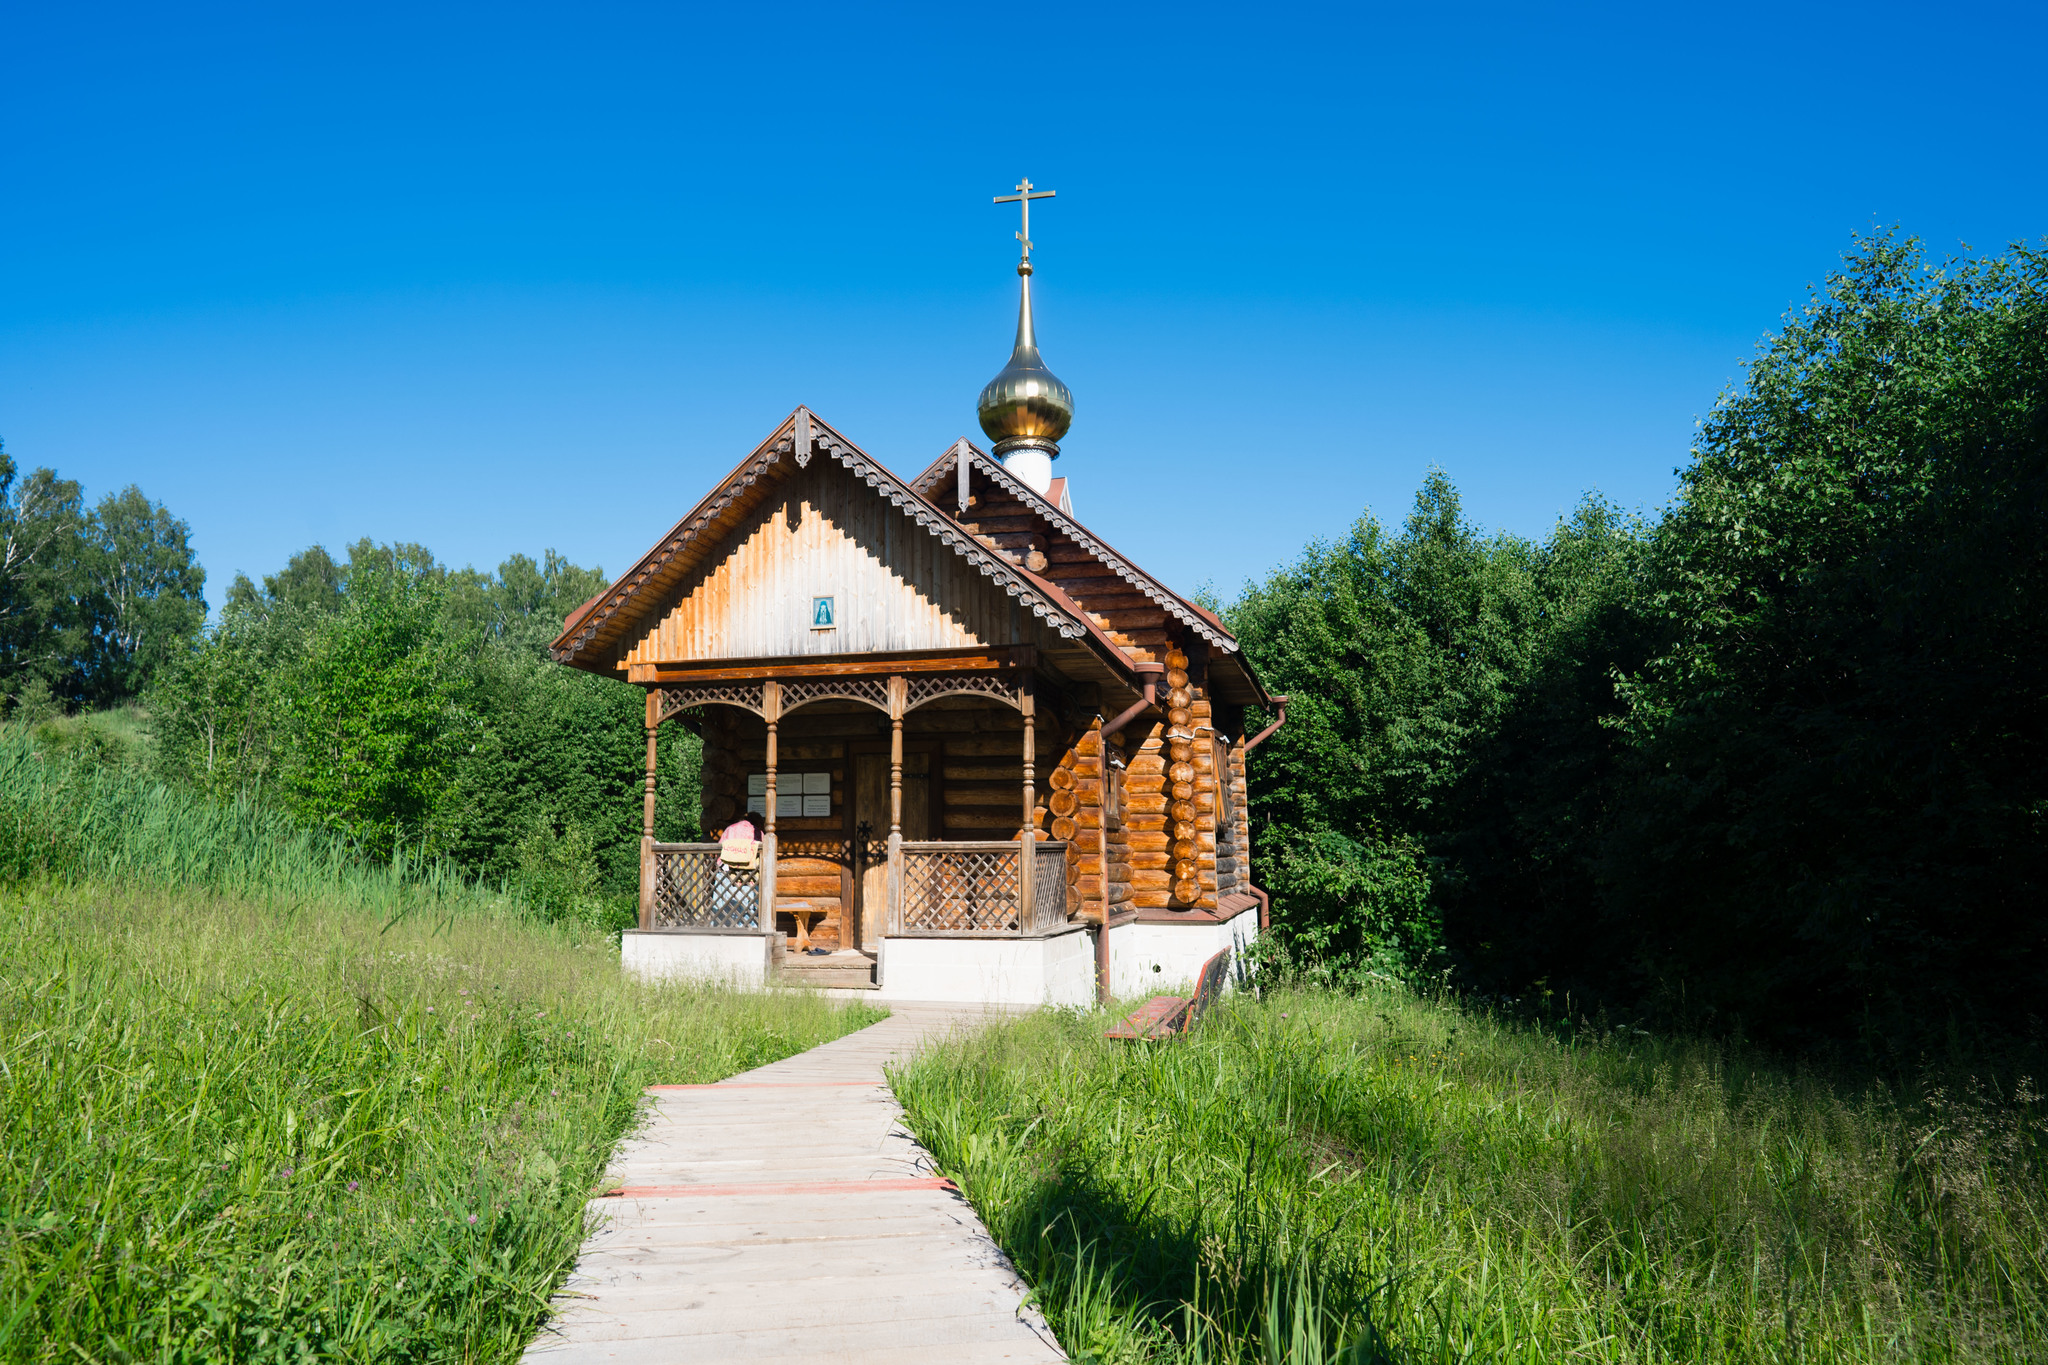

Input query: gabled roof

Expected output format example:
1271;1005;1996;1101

550;409;1091;670
911;441;1239;655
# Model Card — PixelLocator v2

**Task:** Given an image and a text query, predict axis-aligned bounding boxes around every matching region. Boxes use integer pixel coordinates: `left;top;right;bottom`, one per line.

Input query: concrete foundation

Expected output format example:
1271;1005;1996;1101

1105;908;1259;998
619;916;1255;1009
876;925;1097;1006
620;929;775;988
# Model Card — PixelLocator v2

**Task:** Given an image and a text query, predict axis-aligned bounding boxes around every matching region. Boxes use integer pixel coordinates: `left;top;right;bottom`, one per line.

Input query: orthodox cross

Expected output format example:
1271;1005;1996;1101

993;178;1055;262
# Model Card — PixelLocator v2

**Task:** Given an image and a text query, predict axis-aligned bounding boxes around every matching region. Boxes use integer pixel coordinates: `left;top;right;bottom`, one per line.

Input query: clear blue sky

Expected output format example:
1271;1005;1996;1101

4;1;2043;607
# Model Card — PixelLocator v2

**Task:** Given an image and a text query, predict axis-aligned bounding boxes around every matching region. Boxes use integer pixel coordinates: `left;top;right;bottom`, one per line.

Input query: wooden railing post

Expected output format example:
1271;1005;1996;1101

760;681;781;935
1019;674;1036;932
639;689;659;931
886;675;906;936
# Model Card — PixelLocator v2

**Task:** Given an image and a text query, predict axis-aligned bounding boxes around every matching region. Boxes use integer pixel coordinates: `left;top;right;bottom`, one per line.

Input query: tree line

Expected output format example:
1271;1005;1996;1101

0;447;207;716
8;228;2038;1046
1230;232;2047;1047
145;541;703;926
0;461;701;928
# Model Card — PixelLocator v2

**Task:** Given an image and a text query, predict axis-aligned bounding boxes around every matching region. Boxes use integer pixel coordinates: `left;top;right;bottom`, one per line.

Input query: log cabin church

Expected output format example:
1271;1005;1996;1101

550;190;1286;1004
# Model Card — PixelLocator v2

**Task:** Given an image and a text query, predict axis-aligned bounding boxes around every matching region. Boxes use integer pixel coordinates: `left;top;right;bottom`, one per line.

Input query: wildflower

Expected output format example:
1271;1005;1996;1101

550;1089;559;1097
467;1213;478;1224
427;1006;435;1014
282;1168;295;1179
347;1181;360;1192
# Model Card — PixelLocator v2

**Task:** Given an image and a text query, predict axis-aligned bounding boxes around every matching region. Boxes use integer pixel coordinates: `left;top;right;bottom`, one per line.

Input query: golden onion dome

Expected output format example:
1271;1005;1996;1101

977;261;1073;457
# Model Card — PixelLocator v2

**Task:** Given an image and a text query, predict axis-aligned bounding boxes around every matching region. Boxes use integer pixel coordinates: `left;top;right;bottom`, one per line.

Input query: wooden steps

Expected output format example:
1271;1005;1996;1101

771;950;877;990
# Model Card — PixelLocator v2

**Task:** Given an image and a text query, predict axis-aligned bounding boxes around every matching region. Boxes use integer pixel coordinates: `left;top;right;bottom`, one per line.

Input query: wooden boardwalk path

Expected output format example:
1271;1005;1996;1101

524;1002;1067;1364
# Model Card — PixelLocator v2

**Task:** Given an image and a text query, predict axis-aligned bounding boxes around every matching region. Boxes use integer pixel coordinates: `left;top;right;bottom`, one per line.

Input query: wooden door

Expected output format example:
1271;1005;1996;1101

853;751;930;950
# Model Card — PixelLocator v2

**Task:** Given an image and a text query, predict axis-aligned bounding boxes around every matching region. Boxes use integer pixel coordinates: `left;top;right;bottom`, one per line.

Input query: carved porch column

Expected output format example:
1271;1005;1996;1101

760;681;782;935
886;675;906;936
639;688;659;931
1019;673;1036;931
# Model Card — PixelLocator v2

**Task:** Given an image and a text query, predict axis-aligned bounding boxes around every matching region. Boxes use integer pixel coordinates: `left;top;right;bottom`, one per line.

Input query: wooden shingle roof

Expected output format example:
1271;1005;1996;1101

910;441;1273;707
551;408;1274;709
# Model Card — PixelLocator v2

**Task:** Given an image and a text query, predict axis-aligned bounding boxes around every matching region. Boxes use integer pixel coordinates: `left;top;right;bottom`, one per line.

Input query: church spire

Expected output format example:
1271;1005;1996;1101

977;178;1073;496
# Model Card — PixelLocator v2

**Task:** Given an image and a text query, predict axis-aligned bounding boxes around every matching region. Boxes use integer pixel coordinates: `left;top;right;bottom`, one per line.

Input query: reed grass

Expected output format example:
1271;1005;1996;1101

0;727;511;921
892;986;2048;1364
0;725;885;1361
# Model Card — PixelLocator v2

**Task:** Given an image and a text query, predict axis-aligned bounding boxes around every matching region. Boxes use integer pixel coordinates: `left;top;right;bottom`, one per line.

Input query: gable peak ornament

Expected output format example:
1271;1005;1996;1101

976;178;1073;495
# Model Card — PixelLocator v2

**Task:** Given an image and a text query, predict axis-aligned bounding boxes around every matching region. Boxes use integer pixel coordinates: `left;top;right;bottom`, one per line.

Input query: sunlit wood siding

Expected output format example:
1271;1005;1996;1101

620;461;1032;666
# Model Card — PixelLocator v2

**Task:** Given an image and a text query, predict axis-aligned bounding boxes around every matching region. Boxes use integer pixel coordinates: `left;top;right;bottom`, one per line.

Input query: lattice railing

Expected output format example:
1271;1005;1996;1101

651;844;759;930
1031;841;1069;933
898;840;1069;935
900;841;1019;933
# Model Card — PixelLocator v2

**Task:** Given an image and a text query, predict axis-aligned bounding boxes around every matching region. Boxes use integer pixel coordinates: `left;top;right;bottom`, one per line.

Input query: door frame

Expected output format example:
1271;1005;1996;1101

848;738;940;949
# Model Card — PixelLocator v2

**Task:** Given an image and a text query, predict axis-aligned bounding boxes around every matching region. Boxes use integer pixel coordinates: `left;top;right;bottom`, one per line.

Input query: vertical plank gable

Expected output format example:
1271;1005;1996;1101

622;462;1031;665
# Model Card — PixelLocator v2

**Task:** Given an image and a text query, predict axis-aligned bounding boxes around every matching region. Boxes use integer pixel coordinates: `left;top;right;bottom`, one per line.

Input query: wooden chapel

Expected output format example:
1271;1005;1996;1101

550;192;1285;1001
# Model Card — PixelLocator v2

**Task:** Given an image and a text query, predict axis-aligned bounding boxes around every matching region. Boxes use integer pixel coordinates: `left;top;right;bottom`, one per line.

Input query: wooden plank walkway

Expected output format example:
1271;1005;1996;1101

524;1002;1066;1364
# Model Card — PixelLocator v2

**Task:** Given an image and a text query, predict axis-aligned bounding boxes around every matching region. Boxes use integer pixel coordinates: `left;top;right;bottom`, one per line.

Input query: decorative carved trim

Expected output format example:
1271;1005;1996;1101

778;676;892;716
912;443;1237;653
777;837;854;864
902;671;1021;713
656;682;766;724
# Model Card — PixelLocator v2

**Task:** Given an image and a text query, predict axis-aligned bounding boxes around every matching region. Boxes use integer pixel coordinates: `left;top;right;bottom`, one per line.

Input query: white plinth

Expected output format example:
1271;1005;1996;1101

1106;908;1259;998
1001;448;1054;496
877;926;1096;1006
620;929;775;988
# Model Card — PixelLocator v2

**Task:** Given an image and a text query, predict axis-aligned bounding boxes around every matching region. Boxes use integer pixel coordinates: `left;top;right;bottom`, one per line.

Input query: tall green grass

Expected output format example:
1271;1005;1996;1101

893;987;2048;1364
0;726;512;920
0;882;881;1362
0;725;885;1361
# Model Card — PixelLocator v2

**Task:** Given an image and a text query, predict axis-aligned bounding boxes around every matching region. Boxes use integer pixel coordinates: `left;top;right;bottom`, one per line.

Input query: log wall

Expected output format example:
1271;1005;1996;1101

1051;722;1107;922
1103;727;1134;919
1216;733;1250;896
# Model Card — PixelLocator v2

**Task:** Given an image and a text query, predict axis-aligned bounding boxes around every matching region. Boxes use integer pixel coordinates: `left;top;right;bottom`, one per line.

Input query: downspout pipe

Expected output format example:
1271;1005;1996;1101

1243;695;1289;753
1242;698;1289;937
1101;661;1167;741
1096;661;1166;1007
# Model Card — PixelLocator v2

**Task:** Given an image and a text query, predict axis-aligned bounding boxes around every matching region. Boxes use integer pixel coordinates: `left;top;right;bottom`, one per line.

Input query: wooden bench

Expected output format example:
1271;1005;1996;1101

1106;947;1233;1040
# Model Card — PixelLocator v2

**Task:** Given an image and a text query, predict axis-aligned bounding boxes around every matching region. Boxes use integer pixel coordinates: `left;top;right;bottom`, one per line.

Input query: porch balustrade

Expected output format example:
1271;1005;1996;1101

893;840;1069;937
649;843;759;930
650;838;1070;938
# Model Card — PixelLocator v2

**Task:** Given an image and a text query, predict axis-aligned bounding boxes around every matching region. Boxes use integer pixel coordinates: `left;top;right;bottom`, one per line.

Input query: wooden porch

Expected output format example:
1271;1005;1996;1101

635;663;1083;957
647;837;1072;939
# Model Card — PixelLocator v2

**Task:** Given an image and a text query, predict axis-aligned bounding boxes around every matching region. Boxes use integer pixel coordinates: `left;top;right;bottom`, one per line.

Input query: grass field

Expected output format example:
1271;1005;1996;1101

893;986;2048;1364
0;726;885;1361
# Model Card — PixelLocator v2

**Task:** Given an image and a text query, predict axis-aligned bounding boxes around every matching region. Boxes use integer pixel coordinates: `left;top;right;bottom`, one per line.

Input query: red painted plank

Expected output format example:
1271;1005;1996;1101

1106;994;1188;1040
646;1081;882;1091
599;1177;959;1198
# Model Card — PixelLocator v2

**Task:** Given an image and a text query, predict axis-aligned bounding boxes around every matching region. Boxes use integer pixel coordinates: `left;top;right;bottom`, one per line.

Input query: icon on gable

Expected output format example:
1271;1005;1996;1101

811;596;835;629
